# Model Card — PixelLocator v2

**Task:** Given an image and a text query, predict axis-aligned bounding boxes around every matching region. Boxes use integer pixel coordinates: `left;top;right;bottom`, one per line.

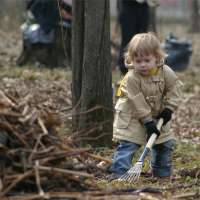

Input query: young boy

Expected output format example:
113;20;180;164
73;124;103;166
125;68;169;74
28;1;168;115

108;32;183;180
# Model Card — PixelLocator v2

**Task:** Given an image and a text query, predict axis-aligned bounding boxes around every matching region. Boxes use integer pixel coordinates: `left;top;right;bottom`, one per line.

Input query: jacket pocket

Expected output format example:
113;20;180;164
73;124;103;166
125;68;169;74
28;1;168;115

114;98;132;129
114;110;132;129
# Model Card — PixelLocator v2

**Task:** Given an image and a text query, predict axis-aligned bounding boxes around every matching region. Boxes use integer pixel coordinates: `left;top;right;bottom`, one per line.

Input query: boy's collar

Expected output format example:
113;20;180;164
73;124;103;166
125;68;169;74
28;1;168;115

148;66;159;76
134;66;161;77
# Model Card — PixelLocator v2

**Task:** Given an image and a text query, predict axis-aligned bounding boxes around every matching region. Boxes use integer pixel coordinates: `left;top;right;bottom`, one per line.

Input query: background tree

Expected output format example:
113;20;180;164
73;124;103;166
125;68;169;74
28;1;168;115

189;0;200;32
72;0;113;147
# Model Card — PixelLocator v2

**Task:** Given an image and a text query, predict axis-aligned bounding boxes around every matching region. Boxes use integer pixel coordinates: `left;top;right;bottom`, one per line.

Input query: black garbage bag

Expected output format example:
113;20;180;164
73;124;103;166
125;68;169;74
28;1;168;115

163;33;192;71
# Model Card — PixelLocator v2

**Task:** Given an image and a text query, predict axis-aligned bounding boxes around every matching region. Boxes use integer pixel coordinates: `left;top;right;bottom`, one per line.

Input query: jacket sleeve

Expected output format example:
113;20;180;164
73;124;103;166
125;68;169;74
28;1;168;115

163;65;183;111
121;72;152;123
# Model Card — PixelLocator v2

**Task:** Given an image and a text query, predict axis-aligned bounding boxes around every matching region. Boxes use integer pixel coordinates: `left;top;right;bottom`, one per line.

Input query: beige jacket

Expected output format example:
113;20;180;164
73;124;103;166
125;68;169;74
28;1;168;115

113;65;183;145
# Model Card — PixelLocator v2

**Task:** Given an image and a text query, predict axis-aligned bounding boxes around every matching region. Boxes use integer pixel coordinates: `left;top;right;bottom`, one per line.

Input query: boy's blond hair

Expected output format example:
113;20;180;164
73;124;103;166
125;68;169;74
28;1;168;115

124;32;166;68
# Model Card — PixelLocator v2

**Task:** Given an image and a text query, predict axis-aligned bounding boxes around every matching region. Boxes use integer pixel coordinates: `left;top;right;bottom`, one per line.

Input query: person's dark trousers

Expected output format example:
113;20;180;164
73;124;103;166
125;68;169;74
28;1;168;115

117;1;149;75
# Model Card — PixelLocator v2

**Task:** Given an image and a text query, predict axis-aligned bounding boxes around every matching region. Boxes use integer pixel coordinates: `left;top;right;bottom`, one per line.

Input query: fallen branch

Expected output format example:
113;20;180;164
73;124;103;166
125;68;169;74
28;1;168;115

0;170;34;197
0;121;30;148
34;161;44;196
37;165;94;178
174;191;200;199
37;117;48;135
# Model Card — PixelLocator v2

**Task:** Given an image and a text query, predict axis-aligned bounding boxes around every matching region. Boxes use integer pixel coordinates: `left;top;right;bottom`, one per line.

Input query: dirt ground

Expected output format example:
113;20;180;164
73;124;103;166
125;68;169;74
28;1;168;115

0;21;200;199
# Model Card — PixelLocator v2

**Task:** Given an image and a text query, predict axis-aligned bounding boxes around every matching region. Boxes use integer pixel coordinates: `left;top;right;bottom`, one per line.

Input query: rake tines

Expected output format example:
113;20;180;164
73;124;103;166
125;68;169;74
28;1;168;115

117;119;164;183
118;161;143;182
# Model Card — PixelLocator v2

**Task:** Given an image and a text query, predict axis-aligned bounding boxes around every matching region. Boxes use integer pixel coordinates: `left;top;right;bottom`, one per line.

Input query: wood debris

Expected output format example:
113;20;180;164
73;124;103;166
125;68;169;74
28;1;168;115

0;89;110;199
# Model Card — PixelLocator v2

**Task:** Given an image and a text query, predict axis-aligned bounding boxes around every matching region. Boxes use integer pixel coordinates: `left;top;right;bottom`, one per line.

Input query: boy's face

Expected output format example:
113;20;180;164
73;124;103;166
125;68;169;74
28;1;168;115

133;54;157;76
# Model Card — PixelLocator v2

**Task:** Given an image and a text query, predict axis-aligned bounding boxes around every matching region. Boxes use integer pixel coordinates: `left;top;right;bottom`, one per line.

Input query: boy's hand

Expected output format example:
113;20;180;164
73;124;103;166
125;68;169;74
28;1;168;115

144;120;160;141
156;108;173;125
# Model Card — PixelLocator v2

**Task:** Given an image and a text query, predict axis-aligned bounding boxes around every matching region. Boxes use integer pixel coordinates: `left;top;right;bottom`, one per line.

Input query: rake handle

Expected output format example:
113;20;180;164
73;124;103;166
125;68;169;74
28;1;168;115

138;118;163;162
146;118;164;149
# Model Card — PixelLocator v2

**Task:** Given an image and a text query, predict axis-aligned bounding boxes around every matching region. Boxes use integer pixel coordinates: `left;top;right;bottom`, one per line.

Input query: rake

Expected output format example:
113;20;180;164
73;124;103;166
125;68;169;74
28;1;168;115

118;118;164;183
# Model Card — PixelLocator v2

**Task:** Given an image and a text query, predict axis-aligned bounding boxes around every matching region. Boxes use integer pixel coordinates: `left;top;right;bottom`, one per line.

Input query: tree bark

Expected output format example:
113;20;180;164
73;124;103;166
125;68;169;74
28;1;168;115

72;0;113;147
72;0;84;129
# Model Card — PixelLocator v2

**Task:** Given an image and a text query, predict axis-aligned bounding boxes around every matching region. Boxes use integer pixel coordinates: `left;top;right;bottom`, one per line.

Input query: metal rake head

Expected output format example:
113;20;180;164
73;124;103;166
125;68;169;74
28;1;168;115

117;161;143;183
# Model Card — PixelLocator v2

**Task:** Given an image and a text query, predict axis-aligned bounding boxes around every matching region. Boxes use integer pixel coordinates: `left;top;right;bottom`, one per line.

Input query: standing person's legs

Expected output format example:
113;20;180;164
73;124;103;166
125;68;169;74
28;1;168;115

118;11;138;75
151;139;175;177
108;140;141;175
137;3;149;33
118;3;149;75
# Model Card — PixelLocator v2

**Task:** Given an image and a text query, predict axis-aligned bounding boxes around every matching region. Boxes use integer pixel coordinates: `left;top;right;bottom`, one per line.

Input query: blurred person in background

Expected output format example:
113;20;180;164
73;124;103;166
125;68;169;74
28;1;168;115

17;0;72;67
117;0;159;75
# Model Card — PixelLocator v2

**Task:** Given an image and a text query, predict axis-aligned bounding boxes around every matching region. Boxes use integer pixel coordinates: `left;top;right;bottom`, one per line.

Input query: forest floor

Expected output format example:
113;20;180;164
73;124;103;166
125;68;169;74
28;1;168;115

0;21;199;199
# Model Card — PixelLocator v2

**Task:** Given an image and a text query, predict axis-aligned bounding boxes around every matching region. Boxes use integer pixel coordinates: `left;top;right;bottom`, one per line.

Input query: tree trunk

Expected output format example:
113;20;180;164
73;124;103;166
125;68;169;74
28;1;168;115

189;0;200;32
72;0;113;147
72;0;84;129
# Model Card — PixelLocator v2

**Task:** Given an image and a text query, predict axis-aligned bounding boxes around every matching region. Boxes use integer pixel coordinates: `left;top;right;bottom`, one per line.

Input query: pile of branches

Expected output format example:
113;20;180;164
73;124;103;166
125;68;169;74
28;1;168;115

0;89;111;199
